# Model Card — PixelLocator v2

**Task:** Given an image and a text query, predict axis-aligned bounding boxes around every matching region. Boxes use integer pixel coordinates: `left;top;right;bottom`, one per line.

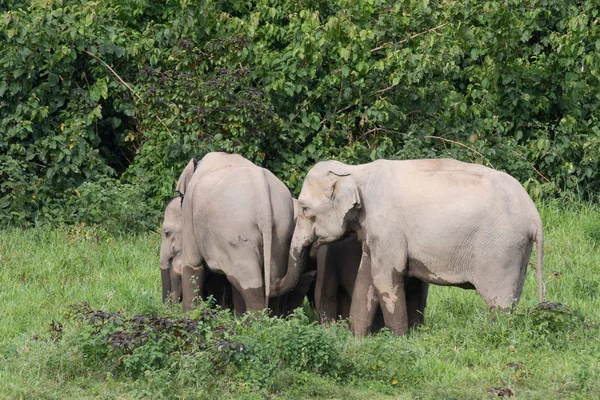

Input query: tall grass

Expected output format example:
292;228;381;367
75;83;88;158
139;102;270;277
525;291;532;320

1;200;599;399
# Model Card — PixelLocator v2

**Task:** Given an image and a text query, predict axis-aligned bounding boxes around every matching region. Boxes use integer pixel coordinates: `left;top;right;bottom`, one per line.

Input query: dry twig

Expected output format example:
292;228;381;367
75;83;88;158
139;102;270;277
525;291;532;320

424;135;494;168
371;23;449;53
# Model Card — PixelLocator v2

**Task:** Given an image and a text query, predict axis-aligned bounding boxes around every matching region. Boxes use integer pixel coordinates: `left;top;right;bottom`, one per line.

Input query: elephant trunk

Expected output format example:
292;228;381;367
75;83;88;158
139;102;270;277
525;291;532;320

270;225;313;297
160;244;172;303
161;268;172;303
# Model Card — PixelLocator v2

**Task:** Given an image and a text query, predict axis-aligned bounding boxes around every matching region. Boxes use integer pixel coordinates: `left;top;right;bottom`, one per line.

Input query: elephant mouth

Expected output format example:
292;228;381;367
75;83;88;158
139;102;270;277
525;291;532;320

314;230;352;247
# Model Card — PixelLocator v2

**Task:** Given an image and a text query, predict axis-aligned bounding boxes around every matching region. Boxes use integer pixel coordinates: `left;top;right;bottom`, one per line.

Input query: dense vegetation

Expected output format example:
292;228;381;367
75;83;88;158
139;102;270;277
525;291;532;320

1;201;599;398
2;0;600;231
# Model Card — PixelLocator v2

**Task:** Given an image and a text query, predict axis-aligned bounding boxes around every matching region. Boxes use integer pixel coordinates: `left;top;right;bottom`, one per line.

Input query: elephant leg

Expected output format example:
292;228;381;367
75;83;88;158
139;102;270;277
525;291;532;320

475;252;530;312
231;285;246;315
161;269;171;303
182;263;204;312
337;290;351;320
284;271;317;314
405;277;429;328
268;296;283;316
204;272;231;309
371;246;409;335
315;253;339;323
349;252;379;336
239;286;265;312
220;280;233;310
227;268;264;313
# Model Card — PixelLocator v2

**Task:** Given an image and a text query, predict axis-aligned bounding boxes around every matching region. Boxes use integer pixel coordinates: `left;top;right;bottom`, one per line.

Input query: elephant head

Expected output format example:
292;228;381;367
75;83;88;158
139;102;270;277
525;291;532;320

160;198;184;303
272;161;362;296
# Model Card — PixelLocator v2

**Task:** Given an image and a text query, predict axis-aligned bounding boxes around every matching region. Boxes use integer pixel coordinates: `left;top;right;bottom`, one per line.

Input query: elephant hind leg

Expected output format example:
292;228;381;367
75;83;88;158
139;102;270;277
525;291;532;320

405;277;429;328
182;262;205;312
226;255;265;312
475;259;530;312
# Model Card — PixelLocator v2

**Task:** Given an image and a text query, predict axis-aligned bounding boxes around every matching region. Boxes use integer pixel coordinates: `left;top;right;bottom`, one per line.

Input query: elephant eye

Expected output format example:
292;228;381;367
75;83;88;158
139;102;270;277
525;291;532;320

302;206;315;220
165;231;172;238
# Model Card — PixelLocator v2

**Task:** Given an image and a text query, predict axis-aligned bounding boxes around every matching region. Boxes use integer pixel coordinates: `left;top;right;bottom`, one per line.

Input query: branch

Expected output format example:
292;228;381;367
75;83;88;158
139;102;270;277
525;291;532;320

510;149;552;184
333;103;356;115
376;83;399;95
360;127;401;139
370;22;449;53
84;50;173;138
424;136;494;168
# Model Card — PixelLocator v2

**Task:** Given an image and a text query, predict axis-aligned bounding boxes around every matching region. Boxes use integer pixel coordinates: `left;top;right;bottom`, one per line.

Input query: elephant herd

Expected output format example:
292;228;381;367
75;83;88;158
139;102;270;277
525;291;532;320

160;152;544;336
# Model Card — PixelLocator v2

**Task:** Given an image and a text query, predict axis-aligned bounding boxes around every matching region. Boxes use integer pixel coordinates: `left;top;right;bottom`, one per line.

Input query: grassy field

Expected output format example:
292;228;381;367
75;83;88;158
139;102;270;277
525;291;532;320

1;200;599;399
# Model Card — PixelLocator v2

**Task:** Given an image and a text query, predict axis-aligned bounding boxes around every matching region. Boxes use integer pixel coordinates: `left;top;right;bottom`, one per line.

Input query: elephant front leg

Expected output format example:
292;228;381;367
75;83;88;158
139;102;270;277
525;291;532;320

349;252;379;336
170;267;182;304
371;247;409;335
182;263;204;312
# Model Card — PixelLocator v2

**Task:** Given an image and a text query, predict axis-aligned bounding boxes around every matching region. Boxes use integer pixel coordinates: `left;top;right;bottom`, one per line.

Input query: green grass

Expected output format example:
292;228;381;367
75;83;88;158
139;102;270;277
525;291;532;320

1;200;599;399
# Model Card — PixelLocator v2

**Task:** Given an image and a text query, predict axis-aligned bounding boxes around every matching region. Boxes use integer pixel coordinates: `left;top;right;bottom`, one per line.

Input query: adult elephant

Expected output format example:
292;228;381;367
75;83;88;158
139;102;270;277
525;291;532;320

315;236;429;332
160;196;315;314
160;197;240;310
176;152;295;313
272;158;544;336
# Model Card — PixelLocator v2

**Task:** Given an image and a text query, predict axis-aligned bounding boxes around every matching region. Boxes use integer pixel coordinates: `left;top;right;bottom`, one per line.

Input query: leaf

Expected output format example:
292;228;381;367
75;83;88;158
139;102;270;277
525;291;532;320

339;48;350;61
341;65;350;78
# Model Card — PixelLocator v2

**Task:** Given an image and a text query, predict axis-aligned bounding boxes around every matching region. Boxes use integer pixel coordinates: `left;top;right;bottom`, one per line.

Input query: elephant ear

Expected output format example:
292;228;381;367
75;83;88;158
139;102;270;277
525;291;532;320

175;158;198;197
292;198;299;224
328;168;361;227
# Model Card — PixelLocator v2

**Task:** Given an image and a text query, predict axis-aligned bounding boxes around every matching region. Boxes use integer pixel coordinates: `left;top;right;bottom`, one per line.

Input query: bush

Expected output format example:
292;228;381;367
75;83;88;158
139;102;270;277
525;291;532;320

2;0;600;231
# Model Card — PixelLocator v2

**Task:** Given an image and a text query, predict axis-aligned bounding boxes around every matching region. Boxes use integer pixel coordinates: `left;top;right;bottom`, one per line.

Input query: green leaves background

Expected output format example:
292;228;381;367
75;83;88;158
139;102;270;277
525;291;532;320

2;0;599;230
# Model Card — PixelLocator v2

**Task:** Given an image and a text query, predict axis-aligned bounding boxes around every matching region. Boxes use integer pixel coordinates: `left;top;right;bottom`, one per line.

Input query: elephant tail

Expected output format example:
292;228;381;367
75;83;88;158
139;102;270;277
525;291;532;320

535;224;544;303
258;169;274;309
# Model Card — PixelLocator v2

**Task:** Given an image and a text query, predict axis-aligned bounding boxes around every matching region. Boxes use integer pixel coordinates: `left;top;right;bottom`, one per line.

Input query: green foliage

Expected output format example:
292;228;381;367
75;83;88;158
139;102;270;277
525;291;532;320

63;177;161;235
2;0;600;230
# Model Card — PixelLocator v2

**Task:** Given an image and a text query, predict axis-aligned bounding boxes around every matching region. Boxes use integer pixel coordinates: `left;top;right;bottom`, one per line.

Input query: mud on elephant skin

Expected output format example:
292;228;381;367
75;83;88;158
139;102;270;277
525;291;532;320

273;158;544;336
316;236;428;333
160;195;315;315
175;152;297;314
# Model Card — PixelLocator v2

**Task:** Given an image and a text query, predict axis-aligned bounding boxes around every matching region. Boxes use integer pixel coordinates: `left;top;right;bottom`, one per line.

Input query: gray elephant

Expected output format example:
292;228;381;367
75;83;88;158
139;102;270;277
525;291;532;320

160;197;239;310
272;158;544;336
160;197;183;303
293;199;428;330
315;236;429;332
176;152;296;313
161;194;315;315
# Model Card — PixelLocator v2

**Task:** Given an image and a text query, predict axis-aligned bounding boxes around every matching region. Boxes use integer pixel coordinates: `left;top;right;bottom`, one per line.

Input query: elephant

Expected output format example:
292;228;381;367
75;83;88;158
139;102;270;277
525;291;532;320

176;152;296;313
292;199;429;331
160;197;183;303
160;193;315;315
315;236;429;332
272;158;544;336
160;197;239;310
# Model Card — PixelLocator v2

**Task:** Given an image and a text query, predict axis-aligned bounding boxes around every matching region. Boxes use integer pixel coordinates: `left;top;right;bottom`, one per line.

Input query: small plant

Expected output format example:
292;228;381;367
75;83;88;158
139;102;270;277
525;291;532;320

66;302;241;378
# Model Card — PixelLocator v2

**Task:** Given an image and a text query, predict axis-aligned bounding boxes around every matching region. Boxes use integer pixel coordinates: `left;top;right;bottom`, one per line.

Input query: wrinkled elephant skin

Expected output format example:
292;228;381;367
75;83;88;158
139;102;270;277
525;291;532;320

274;158;544;336
176;152;296;314
316;236;429;333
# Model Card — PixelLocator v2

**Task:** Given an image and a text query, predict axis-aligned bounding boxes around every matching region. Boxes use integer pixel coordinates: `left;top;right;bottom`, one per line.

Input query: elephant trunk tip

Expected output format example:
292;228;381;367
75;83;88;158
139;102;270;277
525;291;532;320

270;243;311;297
